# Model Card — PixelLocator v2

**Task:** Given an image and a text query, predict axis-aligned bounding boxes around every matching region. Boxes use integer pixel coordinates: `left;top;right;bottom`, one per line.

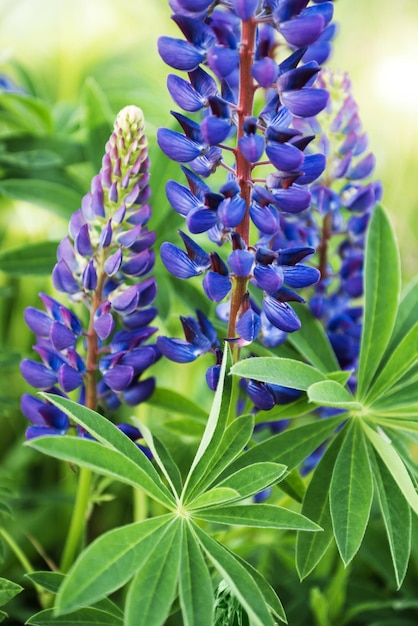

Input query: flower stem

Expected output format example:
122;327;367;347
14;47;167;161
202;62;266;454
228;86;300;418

228;17;257;342
60;465;92;572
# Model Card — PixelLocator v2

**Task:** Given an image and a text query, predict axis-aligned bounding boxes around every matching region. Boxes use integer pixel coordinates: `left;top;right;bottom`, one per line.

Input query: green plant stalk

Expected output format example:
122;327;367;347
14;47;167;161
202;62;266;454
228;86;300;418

60;465;92;572
133;486;149;522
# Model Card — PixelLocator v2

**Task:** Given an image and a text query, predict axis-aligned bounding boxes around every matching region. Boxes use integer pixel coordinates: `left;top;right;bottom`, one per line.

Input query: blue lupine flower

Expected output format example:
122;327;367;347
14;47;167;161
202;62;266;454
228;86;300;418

157;0;334;396
21;107;159;445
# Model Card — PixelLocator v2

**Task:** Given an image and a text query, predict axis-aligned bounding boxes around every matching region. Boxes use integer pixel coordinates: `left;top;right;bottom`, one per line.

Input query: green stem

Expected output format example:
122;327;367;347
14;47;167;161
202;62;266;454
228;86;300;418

133;487;148;522
60;466;92;572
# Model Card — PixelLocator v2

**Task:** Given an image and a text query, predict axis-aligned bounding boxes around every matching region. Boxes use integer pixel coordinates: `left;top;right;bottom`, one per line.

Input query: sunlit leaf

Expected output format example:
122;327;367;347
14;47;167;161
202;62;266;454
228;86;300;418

179;525;214;626
357;205;401;399
194;503;321;531
26;607;122;625
307;380;362;410
0;179;82;218
0;241;58;276
214;462;287;500
231;357;327;390
330;421;373;565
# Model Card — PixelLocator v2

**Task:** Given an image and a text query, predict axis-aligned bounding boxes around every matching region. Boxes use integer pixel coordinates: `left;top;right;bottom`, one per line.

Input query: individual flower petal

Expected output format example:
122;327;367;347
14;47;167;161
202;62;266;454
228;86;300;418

200;115;232;145
50;321;77;351
347;153;375;180
246;380;275;411
218;195;247;228
24;307;51;337
251;58;279;88
265;141;304;171
280;14;325;47
157;128;204;162
52;260;80;294
263;296;301;332
186;206;218;233
202;272;232;301
283;264;320;288
231;0;258;21
160;241;209;278
82;260;98;291
281;88;329;117
227;249;254;277
103;365;134;392
250;203;279;234
94;312;115;340
253;264;284;292
158;36;205;71
235;308;261;343
238;134;265;163
296;153;326;185
58;363;84;393
271;187;311;213
157;336;203;362
20;359;57;390
122;378;156;406
104;248;123;276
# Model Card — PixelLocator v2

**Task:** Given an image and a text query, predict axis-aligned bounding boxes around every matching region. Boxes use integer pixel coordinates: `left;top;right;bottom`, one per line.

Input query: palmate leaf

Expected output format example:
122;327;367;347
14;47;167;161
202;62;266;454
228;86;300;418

230;356;327;390
182;345;233;499
55;515;173;615
363;423;418;516
38;394;175;508
371;450;411;588
296;432;344;579
179;524;214;626
329;420;373;565
26;607;123;625
357;205;401;399
138;421;183;498
27;435;174;509
193;524;276;626
188;487;241;510
212;462;287;501
125;518;182;626
193;503;321;532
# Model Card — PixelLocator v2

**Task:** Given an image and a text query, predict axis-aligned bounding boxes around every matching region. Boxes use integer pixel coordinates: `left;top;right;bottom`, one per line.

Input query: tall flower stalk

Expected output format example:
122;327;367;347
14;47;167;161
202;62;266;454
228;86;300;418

20;105;159;568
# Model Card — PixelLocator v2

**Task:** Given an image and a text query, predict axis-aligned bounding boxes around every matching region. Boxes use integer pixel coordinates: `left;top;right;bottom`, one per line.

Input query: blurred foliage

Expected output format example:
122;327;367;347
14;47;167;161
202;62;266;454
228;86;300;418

0;0;417;623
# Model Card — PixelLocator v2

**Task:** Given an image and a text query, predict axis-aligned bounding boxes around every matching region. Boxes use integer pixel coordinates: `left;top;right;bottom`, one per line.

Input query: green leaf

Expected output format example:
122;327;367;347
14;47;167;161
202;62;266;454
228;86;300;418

278;469;306;503
288;303;340;372
0;179;82;218
325;370;354;385
363;423;418;516
388;279;418;354
193;523;276;626
179;525;214;626
0;577;23;606
82;78;114;171
27;436;174;509
0;93;53;134
56;515;172;615
371;450;411;588
231;357;327;390
125;518;182;626
188;488;240;510
182;345;232;498
40;394;174;506
0;148;63;169
329;421;373;565
0;241;59;276
296;432;344;579
194;503;321;531
26;607;123;625
147;387;208;420
191;414;255;497
214;463;287;500
357;205;401;399
222;416;342;479
230;554;287;623
137;421;183;498
367;323;418;403
307;380;362;410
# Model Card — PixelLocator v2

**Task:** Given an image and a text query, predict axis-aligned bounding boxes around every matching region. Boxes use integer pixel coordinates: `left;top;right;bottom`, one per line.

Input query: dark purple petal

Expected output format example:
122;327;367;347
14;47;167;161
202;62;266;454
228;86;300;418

218;195;246;228
277;246;315;265
283;264;320;288
122;308;158;330
74;223;93;257
158;36;205;71
228;250;254;277
344;185;375;212
251;58;279;88
21;359;57;389
26;425;66;439
347;153;375;180
111;285;140;314
206;364;220;391
103;365;134;392
82;260;98;291
207;46;239;79
271;187;311;213
157;128;203;162
167;74;205;112
254;264;284;292
236;308;261;343
119;347;157;375
52;260;80;294
166;180;200;216
122;378;156;406
263;296;301;332
50;321;77;351
186;206;218;234
104;248;123;276
277;64;320;92
280;14;325;47
247;380;275;411
266;141;304;171
296;153;326;185
160;242;207;278
24;307;51;337
238;134;265;163
202;272;231;302
250;203;279;234
200;115;232;145
58;364;83;393
281;88;329;117
157;336;203;362
122;250;154;277
100;220;113;248
94;313;115;340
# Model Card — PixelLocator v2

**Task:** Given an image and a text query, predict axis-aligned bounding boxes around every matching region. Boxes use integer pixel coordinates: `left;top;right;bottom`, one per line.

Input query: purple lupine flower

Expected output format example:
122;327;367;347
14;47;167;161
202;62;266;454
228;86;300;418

157;1;334;383
20;106;159;447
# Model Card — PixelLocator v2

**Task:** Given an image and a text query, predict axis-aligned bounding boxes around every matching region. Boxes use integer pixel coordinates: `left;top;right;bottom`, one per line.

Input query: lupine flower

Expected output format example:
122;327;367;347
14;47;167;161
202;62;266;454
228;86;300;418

20;106;159;444
157;1;334;385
